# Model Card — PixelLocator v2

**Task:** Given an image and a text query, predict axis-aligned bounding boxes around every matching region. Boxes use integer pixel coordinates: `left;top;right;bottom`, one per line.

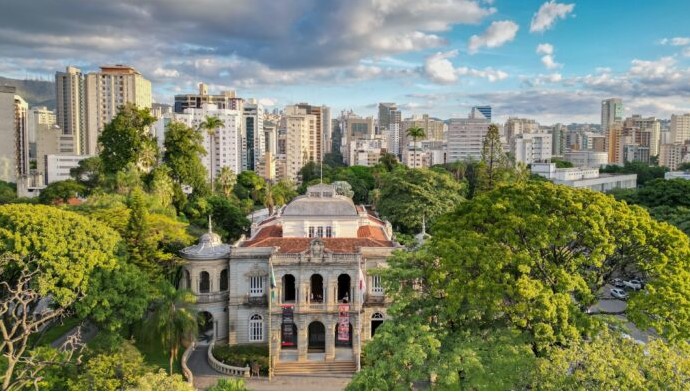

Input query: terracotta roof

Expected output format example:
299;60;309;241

244;225;283;245
367;215;386;225
242;237;394;253
357;225;390;241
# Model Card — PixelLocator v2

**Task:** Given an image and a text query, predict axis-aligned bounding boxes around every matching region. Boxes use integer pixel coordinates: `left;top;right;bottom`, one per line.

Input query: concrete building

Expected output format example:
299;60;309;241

601;98;623;133
532;163;637;192
504;117;540;143
563;151;608;168
295;103;330;163
174;83;243;113
340;114;375;164
84;65;152;155
348;137;386;167
35;123;73;182
470;105;492;122
378;103;401;135
285;106;318;182
243;100;265;171
659;143;689;170
625;115;661;157
55;66;87;154
152;103;173;119
670;114;690;144
179;184;398;372
511;133;552;165
45;154;95;184
382;123;400;158
446;117;491;162
401;114;445;147
0;87;29;184
550;123;567;157
665;171;690;180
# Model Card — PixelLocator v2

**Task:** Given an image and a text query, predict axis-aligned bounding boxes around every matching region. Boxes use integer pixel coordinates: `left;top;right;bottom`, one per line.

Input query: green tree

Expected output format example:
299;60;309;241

208;378;247;391
147;164;176;211
69;156;104;192
207;196;251;242
216;166;237;199
199;115;225;191
551;158;574;168
406;126;426;169
98;103;156;175
479;124;510;191
600;161;668;186
648;205;690;237
375;167;465;233
0;205;120;389
125;187;158;276
677;162;690;171
378;152;399;171
130;369;193;391
69;340;148;391
144;281;198;375
234;171;267;205
163;121;209;196
38;179;86;204
0;181;16;204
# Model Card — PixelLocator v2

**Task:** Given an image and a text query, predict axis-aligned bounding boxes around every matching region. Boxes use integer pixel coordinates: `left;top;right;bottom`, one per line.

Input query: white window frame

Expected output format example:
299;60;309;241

249;276;264;296
316;226;324;238
249;314;264;342
372;275;384;294
325;226;332;238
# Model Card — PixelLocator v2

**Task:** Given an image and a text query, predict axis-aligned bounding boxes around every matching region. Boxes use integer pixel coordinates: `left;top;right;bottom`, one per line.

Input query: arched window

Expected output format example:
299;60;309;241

371;312;385;337
220;269;228;291
183;269;191;290
249;314;263;342
200;271;210;293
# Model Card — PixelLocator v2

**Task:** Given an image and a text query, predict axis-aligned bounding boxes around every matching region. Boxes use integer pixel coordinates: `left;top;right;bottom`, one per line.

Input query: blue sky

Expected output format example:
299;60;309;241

1;0;689;124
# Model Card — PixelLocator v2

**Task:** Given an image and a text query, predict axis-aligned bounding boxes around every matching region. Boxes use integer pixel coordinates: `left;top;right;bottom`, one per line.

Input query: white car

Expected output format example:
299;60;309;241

623;280;642;291
610;288;628;300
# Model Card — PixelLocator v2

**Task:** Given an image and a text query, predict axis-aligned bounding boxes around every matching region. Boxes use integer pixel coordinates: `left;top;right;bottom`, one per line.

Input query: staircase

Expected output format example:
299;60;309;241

273;360;356;376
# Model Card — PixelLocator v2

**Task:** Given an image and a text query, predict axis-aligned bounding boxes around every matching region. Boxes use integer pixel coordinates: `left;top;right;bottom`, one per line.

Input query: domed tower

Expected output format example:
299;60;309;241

180;220;231;343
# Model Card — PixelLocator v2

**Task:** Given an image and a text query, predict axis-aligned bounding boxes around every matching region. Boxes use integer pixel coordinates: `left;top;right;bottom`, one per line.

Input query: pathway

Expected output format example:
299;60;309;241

187;343;225;390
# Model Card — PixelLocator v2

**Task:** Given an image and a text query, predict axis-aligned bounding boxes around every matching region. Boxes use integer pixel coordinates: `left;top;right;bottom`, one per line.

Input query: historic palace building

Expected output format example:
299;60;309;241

180;184;399;371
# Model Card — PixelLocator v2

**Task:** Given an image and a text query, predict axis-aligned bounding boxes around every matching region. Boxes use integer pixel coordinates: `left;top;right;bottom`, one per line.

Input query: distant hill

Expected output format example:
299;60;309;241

0;76;55;109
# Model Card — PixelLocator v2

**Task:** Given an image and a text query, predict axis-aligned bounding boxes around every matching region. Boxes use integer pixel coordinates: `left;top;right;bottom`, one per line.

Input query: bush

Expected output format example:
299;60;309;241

212;344;269;376
208;378;247;391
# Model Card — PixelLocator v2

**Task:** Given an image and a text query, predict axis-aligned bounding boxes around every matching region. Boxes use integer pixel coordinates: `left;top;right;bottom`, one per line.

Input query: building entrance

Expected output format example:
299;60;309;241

308;321;325;352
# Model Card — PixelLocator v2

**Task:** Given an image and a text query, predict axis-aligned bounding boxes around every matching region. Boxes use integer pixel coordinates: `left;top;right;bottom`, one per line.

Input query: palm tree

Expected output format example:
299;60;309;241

216;166;237;198
199;116;225;191
145;282;198;375
406;126;426;169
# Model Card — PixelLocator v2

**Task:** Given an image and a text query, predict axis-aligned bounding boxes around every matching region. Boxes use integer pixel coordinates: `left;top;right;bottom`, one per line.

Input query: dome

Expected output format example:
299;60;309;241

282;196;358;216
180;231;231;260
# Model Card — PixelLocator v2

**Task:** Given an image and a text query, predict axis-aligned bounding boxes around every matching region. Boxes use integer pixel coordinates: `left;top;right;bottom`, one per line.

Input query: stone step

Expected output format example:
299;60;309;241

273;361;356;375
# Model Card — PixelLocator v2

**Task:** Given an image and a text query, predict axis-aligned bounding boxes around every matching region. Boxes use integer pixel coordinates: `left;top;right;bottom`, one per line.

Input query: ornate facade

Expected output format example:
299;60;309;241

180;184;399;369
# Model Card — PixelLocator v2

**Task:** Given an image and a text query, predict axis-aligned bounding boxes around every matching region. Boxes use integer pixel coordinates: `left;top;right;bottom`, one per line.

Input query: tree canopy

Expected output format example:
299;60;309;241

98;104;157;175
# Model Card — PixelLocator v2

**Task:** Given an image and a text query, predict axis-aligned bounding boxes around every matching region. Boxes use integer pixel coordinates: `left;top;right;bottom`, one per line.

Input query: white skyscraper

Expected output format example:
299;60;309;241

446;117;491;162
670;114;690;144
601;98;623;133
243;99;265;171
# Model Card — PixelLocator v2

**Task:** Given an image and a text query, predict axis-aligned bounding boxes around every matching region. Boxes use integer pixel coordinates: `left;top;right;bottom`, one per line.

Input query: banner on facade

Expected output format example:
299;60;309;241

338;303;350;342
281;305;295;346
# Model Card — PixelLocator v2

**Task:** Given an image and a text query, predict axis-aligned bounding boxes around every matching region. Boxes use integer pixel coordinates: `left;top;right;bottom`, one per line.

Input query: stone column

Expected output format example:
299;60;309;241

325;320;336;361
352;314;361;368
297;321;308;362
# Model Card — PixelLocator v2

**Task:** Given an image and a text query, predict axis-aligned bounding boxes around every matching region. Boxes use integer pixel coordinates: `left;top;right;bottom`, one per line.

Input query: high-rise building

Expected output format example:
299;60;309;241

446;116;491;162
340;113;375;164
378;103;401;134
601;98;623;133
243;99;265;171
173;83;243;113
84;65;152;155
550;123;566;156
659;143;689;170
670;114;690;145
511;133;552;165
284;105;318;181
400;114;445;155
55;66;86;154
470;105;492;122
625;115;661;157
295;103;330;162
0;87;28;183
504;117;540;143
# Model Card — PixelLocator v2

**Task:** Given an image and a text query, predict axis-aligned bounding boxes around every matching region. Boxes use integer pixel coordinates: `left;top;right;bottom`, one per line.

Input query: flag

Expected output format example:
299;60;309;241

270;263;276;301
358;267;366;303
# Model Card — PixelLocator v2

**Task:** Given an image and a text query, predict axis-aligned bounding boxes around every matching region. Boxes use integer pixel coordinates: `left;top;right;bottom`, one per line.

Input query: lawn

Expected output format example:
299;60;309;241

30;316;82;347
134;336;183;374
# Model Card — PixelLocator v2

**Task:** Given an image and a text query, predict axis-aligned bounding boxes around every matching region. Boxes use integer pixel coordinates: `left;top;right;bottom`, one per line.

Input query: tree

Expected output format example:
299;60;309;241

147;164;176;211
677;162;690;171
38;179;86;204
0;205;120;389
207;196;251;241
125;187;158;276
405;126;426;169
234;171;267;205
199;116;225;191
216;166;237;199
163;121;209;196
378;152;399;171
98;103;156;175
375;167;465;233
69;156;104;192
130;369;193;391
479;124;510;191
68;340;148;391
551;158;574;168
600;161;668;186
208;378;247;391
144;281;197;375
0;181;16;204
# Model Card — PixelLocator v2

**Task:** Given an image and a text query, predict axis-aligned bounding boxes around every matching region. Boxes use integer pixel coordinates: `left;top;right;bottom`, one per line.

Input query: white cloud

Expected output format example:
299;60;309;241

536;43;561;69
684;47;690;57
536;43;553;55
530;1;575;33
424;50;508;83
152;67;179;78
258;98;277;107
468;20;519;54
660;37;690;46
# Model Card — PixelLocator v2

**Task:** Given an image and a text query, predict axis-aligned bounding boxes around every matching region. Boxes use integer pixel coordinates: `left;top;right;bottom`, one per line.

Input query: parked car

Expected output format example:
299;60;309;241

624;280;642;291
611;278;624;287
629;279;644;288
610;288;628;300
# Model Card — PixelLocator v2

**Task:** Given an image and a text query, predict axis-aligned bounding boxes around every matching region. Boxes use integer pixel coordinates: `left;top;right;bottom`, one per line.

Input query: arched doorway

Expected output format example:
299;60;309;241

310;274;323;303
371;312;385;337
199;271;210;293
337;274;351;303
283;274;296;302
308;321;325;352
198;311;214;342
335;323;353;347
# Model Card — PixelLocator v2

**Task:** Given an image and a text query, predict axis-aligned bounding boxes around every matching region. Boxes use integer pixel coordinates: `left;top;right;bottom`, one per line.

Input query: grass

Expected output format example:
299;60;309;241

133;336;183;374
30;316;82;347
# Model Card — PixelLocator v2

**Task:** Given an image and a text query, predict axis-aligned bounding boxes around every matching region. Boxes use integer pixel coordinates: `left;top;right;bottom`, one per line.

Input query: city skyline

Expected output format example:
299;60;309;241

1;0;690;124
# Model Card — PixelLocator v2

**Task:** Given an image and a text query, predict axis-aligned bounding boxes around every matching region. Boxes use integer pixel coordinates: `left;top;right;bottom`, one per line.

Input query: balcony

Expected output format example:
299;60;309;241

196;291;229;304
243;294;268;307
364;294;387;305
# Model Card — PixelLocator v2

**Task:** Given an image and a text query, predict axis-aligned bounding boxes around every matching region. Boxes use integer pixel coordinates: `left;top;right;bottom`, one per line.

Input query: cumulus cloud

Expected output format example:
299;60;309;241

530;1;575;33
468;20;519;54
536;43;561;69
424;50;508;83
660;37;690;46
152;67;179;78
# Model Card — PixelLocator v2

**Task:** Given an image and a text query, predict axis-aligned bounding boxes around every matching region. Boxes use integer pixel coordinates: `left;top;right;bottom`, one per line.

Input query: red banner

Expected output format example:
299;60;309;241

338;304;350;341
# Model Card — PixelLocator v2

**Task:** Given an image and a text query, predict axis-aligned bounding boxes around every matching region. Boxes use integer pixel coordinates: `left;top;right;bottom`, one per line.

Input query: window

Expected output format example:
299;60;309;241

200;271;210;293
325;226;332;238
249;314;263;342
372;275;384;294
308;226;315;237
220;269;228;291
316;226;323;238
249;276;264;296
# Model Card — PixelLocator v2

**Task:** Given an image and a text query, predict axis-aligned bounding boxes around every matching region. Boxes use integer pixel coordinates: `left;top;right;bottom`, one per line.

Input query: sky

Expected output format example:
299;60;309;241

1;0;690;125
